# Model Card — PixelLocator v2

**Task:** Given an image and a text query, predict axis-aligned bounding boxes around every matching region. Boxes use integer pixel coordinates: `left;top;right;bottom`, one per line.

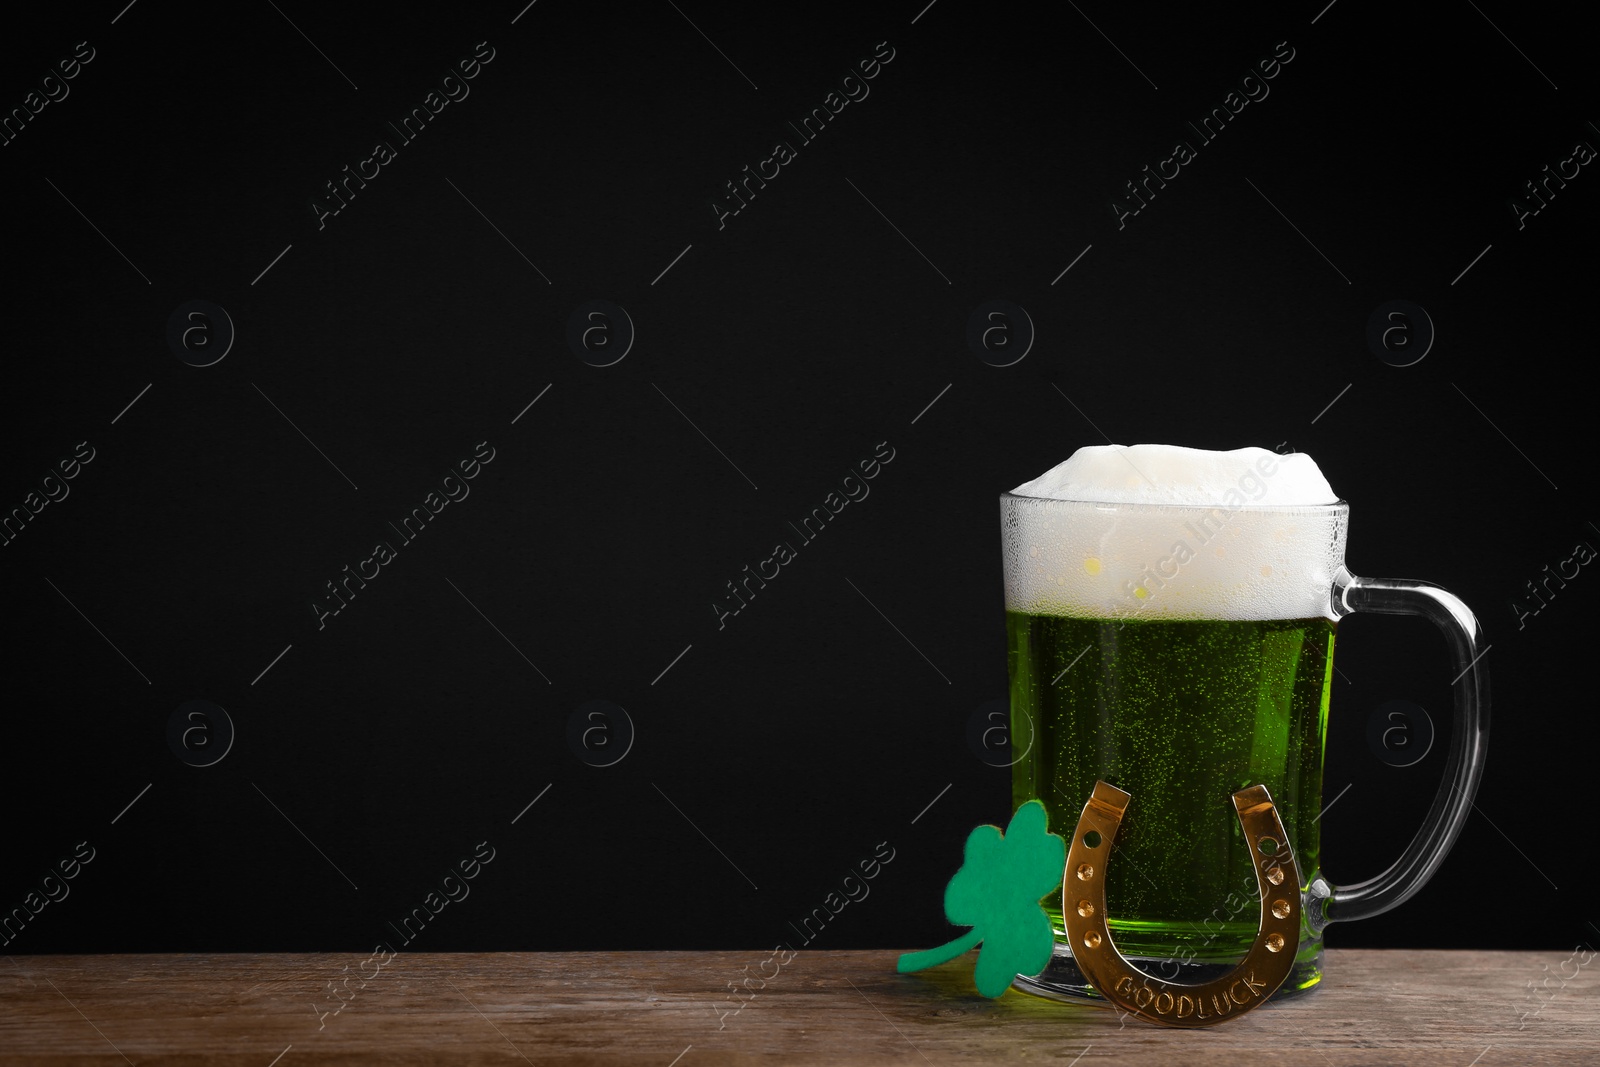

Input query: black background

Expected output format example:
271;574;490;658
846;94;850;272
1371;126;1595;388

2;0;1593;960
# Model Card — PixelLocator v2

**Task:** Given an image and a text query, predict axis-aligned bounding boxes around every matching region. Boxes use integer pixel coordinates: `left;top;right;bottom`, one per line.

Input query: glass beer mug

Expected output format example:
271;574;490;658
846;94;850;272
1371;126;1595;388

999;445;1489;1003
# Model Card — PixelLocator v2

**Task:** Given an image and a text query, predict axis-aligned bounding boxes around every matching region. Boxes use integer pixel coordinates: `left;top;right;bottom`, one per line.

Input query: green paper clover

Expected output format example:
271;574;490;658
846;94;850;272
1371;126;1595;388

896;799;1066;997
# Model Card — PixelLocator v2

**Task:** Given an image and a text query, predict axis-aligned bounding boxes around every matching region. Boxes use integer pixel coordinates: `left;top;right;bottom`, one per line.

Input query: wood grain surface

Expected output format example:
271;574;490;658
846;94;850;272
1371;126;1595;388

2;949;1594;1065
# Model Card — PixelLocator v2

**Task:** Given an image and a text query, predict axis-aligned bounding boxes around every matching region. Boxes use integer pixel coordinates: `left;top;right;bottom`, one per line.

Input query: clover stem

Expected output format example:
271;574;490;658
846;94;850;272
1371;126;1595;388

895;928;984;973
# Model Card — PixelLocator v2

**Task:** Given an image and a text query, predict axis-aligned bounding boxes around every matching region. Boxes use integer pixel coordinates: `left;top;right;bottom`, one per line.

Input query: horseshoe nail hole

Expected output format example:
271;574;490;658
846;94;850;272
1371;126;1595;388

1266;933;1285;953
1076;899;1095;918
1266;866;1285;886
1271;899;1292;919
1076;863;1094;881
1082;830;1103;849
1082;931;1102;949
1258;836;1279;855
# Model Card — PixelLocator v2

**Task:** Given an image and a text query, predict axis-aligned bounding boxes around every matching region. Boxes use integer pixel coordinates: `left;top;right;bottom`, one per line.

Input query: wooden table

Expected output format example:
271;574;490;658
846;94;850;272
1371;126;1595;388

2;950;1593;1064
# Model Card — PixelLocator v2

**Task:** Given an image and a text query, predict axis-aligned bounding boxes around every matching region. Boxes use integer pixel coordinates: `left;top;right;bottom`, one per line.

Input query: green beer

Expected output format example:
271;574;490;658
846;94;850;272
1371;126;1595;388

1001;444;1350;997
999;443;1491;1006
1008;611;1334;968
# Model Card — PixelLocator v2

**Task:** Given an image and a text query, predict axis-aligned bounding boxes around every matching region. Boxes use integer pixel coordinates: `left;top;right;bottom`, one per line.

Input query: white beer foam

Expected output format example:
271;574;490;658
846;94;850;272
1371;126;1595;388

1003;445;1346;620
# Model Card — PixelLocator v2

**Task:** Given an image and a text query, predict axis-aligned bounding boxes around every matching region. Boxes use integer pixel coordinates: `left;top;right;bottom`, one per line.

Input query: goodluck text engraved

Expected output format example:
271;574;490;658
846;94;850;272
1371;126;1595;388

1114;971;1269;1019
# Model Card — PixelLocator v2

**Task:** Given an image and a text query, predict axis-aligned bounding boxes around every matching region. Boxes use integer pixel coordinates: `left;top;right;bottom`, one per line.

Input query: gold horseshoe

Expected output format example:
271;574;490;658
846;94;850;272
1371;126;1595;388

1060;781;1302;1028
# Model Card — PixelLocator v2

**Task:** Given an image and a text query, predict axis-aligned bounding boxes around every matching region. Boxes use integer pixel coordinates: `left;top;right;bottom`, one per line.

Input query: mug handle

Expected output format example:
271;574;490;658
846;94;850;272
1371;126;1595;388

1310;567;1491;927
